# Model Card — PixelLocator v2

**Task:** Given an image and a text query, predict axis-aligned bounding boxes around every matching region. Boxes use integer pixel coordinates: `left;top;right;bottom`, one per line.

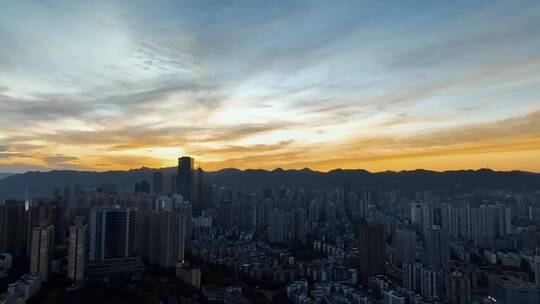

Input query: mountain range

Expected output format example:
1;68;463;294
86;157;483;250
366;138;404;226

0;173;12;180
0;167;539;199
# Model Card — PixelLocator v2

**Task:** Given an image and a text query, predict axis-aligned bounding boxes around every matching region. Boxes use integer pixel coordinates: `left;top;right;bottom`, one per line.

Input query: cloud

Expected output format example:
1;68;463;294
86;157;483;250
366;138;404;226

0;163;48;174
0;152;32;159
43;155;79;165
0;1;540;173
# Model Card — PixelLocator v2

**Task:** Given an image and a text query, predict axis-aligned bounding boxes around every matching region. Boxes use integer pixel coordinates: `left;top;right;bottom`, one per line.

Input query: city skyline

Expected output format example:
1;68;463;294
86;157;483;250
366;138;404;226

1;1;540;173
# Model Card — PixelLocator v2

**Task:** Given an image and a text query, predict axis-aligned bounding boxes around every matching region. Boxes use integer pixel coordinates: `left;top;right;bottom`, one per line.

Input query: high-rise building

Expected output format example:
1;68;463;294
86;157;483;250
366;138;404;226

178;156;194;202
421;267;444;301
291;208;307;243
136;211;151;261
134;180;151;194
89;206;137;262
241;195;263;232
424;227;450;272
534;250;540;287
200;183;216;211
67;218;86;283
29;225;54;282
497;205;512;237
403;261;423;293
153;172;164;195
489;275;540;304
358;221;385;284
193;167;203;212
268;208;285;243
171;174;178;194
394;229;417;266
176;200;193;241
158;211;186;268
449;271;471;304
0;200;27;258
217;201;233;231
383;290;406;304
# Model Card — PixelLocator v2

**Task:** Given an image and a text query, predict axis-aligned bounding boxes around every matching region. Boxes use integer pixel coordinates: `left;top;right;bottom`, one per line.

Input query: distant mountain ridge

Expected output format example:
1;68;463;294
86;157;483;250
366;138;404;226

0;173;12;180
0;167;539;198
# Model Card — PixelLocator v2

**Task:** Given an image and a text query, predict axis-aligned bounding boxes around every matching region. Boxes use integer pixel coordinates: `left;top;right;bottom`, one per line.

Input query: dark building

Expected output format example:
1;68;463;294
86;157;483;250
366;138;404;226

135;180;151;194
63;187;71;200
201;183;216;211
217;201;233;231
424;227;450;272
171;174;178;195
358;220;385;284
178;156;194;202
292;208;307;243
0;200;28;258
74;184;83;197
89;206;137;262
153;172;164;194
136;211;151;261
25;200;67;248
194;167;203;212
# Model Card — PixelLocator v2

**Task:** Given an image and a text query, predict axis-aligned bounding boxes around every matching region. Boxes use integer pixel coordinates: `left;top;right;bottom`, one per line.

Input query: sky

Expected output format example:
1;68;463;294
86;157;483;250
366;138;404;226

1;0;540;173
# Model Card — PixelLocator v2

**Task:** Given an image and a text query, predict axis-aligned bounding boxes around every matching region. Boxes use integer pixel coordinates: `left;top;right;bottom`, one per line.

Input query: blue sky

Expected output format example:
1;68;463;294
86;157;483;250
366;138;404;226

1;0;540;172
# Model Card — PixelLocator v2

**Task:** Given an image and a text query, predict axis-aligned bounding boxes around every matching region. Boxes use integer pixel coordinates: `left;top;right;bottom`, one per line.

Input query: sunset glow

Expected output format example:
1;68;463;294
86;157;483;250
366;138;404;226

1;1;540;173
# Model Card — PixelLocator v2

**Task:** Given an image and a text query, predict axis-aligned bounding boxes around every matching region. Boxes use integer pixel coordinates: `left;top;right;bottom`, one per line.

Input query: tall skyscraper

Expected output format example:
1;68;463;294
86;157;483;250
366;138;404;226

178;156;194;202
217;201;233;231
89;206;137;262
403;261;423;293
411;203;423;232
424;227;450;272
193;167;203;212
201;183;216;211
534;249;540;288
241;194;263;232
30;225;54;282
421;267;444;301
291;208;307;243
136;211;151;261
0;200;28;258
171;174;178;194
153;172;164;195
449;271;471;304
67;218;86;283
158;211;186;268
268;208;285;243
394;228;417;266
358;221;385;283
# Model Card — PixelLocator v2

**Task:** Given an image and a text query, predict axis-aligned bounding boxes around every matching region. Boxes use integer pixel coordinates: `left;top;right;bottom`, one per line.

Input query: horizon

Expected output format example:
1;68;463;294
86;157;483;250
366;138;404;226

2;165;539;176
1;1;540;173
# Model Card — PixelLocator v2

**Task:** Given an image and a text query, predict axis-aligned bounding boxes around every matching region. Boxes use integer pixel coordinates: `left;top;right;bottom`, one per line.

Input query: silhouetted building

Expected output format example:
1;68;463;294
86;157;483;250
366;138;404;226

29;225;54;282
201;183;216;211
268;208;285;243
403;261;423;293
135;180;150;194
291;208;307;243
158;211;186;268
67;218;86;283
395;228;417;266
217;201;233;231
449;271;471;304
178;156;194;202
153;172;164;195
89;206;137;262
421;267;444;301
424;227;450;272
0;200;27;258
171;174;178;195
358;221;384;284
